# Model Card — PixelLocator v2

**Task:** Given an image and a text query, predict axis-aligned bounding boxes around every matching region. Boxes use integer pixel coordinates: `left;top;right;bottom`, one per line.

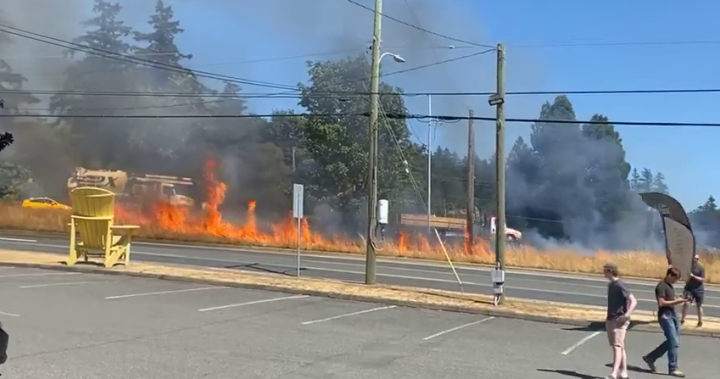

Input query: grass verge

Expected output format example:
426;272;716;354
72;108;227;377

1;204;718;284
0;248;718;337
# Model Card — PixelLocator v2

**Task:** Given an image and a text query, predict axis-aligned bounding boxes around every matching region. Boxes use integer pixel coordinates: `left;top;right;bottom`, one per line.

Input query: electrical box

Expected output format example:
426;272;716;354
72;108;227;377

378;199;389;225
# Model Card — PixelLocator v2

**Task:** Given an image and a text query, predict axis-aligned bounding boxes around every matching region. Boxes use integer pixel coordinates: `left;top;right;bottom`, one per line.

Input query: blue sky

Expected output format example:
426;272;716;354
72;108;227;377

115;0;720;209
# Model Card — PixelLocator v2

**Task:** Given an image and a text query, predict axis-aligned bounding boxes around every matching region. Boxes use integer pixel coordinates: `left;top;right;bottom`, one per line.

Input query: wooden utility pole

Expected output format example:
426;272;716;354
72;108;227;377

466;109;475;254
364;0;383;285
494;44;507;304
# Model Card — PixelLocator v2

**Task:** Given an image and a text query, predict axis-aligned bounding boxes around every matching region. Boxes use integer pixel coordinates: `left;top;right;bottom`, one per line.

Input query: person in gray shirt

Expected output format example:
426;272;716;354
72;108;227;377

603;262;638;379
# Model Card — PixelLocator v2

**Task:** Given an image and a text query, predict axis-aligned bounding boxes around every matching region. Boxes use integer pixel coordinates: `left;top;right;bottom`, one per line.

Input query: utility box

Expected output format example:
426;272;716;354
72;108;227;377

378;199;389;225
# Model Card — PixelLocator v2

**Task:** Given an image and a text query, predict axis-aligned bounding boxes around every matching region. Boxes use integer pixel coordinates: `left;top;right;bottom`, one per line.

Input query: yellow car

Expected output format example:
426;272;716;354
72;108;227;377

21;197;72;211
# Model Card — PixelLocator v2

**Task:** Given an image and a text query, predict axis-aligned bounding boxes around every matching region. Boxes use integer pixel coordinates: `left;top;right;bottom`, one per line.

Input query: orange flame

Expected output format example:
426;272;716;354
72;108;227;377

111;157;498;259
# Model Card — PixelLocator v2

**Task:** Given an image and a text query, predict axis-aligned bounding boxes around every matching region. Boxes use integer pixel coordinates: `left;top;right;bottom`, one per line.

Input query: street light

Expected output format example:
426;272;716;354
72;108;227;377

380;52;406;63
365;49;405;285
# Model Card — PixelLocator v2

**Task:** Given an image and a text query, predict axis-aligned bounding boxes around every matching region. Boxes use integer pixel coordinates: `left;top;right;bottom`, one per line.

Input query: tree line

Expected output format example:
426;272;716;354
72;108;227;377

1;0;718;247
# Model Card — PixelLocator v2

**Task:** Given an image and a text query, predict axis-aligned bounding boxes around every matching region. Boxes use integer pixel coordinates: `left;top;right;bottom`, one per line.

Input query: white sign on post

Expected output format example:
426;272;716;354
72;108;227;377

292;183;304;277
293;184;304;218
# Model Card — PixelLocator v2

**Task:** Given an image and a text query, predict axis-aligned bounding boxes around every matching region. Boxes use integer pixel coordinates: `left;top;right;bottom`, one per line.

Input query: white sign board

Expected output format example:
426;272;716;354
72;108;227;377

292;183;304;218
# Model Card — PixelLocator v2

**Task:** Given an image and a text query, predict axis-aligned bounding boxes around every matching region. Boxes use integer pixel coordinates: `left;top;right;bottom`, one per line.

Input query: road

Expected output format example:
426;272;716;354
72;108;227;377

2;266;718;378
0;232;719;319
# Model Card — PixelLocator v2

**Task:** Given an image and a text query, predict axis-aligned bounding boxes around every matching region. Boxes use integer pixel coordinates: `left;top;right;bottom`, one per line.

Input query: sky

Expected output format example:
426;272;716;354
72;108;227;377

15;0;720;209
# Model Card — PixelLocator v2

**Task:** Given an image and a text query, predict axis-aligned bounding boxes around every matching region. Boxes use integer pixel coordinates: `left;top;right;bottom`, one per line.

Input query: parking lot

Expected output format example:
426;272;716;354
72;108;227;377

0;266;716;379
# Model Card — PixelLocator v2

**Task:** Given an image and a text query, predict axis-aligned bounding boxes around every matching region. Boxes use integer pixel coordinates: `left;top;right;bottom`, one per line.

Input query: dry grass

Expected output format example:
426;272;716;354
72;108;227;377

1;204;718;284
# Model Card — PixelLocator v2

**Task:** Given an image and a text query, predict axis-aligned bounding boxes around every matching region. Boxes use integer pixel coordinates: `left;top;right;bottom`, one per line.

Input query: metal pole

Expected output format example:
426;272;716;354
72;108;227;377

365;0;383;285
427;94;432;232
494;43;507;304
296;216;301;277
466;109;475;254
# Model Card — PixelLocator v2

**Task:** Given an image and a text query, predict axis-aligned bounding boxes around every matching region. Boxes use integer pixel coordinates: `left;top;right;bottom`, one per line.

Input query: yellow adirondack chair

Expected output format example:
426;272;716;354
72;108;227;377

67;187;139;268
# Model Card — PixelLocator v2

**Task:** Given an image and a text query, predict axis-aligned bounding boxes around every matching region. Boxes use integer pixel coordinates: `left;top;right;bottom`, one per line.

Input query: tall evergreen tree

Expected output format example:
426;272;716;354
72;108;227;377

651;172;669;194
638;168;653;193
134;0;206;96
50;0;138;168
629;168;640;191
0;10;40;113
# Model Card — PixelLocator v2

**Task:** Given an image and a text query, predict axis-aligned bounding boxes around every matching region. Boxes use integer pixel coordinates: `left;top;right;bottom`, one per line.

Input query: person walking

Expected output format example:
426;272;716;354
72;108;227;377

643;267;690;377
603;263;637;379
681;254;705;327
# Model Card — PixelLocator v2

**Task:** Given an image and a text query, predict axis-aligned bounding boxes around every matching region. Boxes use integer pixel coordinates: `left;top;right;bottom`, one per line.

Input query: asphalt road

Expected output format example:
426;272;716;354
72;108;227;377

0;232;719;319
1;266;717;378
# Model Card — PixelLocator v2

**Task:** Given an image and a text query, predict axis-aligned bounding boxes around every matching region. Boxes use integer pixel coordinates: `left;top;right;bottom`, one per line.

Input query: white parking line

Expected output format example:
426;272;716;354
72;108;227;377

422;317;495;341
0;272;81;278
0;311;20;317
301;305;396;325
20;281;92;289
0;237;37;243
105;286;225;300
198;295;309;312
561;331;603;355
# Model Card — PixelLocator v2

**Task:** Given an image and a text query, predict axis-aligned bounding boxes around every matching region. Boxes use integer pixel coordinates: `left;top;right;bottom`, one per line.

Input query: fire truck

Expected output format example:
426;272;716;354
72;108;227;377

67;167;195;207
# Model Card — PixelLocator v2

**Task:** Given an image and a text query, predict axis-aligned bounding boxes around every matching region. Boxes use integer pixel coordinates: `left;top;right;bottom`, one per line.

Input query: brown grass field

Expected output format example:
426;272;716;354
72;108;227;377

1;203;718;284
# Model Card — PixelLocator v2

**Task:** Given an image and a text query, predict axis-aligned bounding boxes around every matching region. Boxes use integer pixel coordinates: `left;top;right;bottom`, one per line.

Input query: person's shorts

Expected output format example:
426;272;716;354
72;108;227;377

606;318;630;348
683;288;704;306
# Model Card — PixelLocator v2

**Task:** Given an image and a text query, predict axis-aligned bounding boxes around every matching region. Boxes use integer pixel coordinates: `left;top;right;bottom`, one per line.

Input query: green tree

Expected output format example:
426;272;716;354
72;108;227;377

580;114;631;226
651;171;669;194
629;168;640;191
50;0;138;168
133;0;206;96
638;168;653;193
131;0;209;172
0;162;38;200
430;147;464;216
297;55;418;216
0;11;40;113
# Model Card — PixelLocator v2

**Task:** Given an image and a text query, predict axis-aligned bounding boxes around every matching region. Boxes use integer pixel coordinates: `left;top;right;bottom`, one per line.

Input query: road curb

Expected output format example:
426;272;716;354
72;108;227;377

3;228;720;289
3;260;718;338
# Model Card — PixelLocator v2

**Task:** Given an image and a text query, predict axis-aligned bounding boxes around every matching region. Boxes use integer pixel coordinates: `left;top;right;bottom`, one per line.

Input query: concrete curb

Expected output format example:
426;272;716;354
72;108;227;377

3;260;718;338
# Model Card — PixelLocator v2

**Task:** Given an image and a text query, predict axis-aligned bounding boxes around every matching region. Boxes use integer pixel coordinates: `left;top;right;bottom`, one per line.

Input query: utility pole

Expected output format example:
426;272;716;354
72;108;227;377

365;0;383;285
493;44;507;304
427;94;432;233
466;109;475;254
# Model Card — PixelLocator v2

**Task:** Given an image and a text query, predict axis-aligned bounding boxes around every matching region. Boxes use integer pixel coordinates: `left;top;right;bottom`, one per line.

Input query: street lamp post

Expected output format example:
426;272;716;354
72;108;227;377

365;44;405;285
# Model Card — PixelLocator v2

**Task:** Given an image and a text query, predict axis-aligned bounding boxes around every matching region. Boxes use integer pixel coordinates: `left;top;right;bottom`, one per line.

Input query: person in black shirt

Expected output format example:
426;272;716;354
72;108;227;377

603;263;637;379
643;268;690;377
681;254;705;327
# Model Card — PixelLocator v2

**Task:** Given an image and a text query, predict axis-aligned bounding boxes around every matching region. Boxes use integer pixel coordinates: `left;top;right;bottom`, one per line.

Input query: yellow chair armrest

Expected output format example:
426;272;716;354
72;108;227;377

71;215;114;221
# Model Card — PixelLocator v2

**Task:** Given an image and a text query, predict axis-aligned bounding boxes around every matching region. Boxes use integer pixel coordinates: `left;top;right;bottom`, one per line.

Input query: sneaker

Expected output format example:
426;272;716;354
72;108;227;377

697;321;703;328
642;356;656;372
669;370;685;377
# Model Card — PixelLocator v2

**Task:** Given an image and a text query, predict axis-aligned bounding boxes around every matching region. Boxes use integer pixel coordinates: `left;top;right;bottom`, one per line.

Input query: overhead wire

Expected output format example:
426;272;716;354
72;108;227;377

0;23;298;91
343;0;495;49
7;85;720;100
6;111;720;129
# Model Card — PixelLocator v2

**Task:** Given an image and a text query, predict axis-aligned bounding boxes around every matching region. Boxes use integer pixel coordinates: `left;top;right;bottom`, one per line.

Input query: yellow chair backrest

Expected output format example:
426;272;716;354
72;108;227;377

70;187;116;249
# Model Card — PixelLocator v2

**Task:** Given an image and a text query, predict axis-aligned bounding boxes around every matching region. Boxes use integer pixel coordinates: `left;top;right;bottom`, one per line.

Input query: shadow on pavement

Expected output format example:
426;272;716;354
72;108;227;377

562;320;654;332
537;368;598;379
604;363;653;374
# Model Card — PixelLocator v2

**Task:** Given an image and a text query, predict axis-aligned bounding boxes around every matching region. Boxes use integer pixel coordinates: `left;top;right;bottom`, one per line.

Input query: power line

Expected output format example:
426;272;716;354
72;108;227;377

344;0;495;49
510;40;720;48
0;23;298;91
6;112;720;128
7;84;720;99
